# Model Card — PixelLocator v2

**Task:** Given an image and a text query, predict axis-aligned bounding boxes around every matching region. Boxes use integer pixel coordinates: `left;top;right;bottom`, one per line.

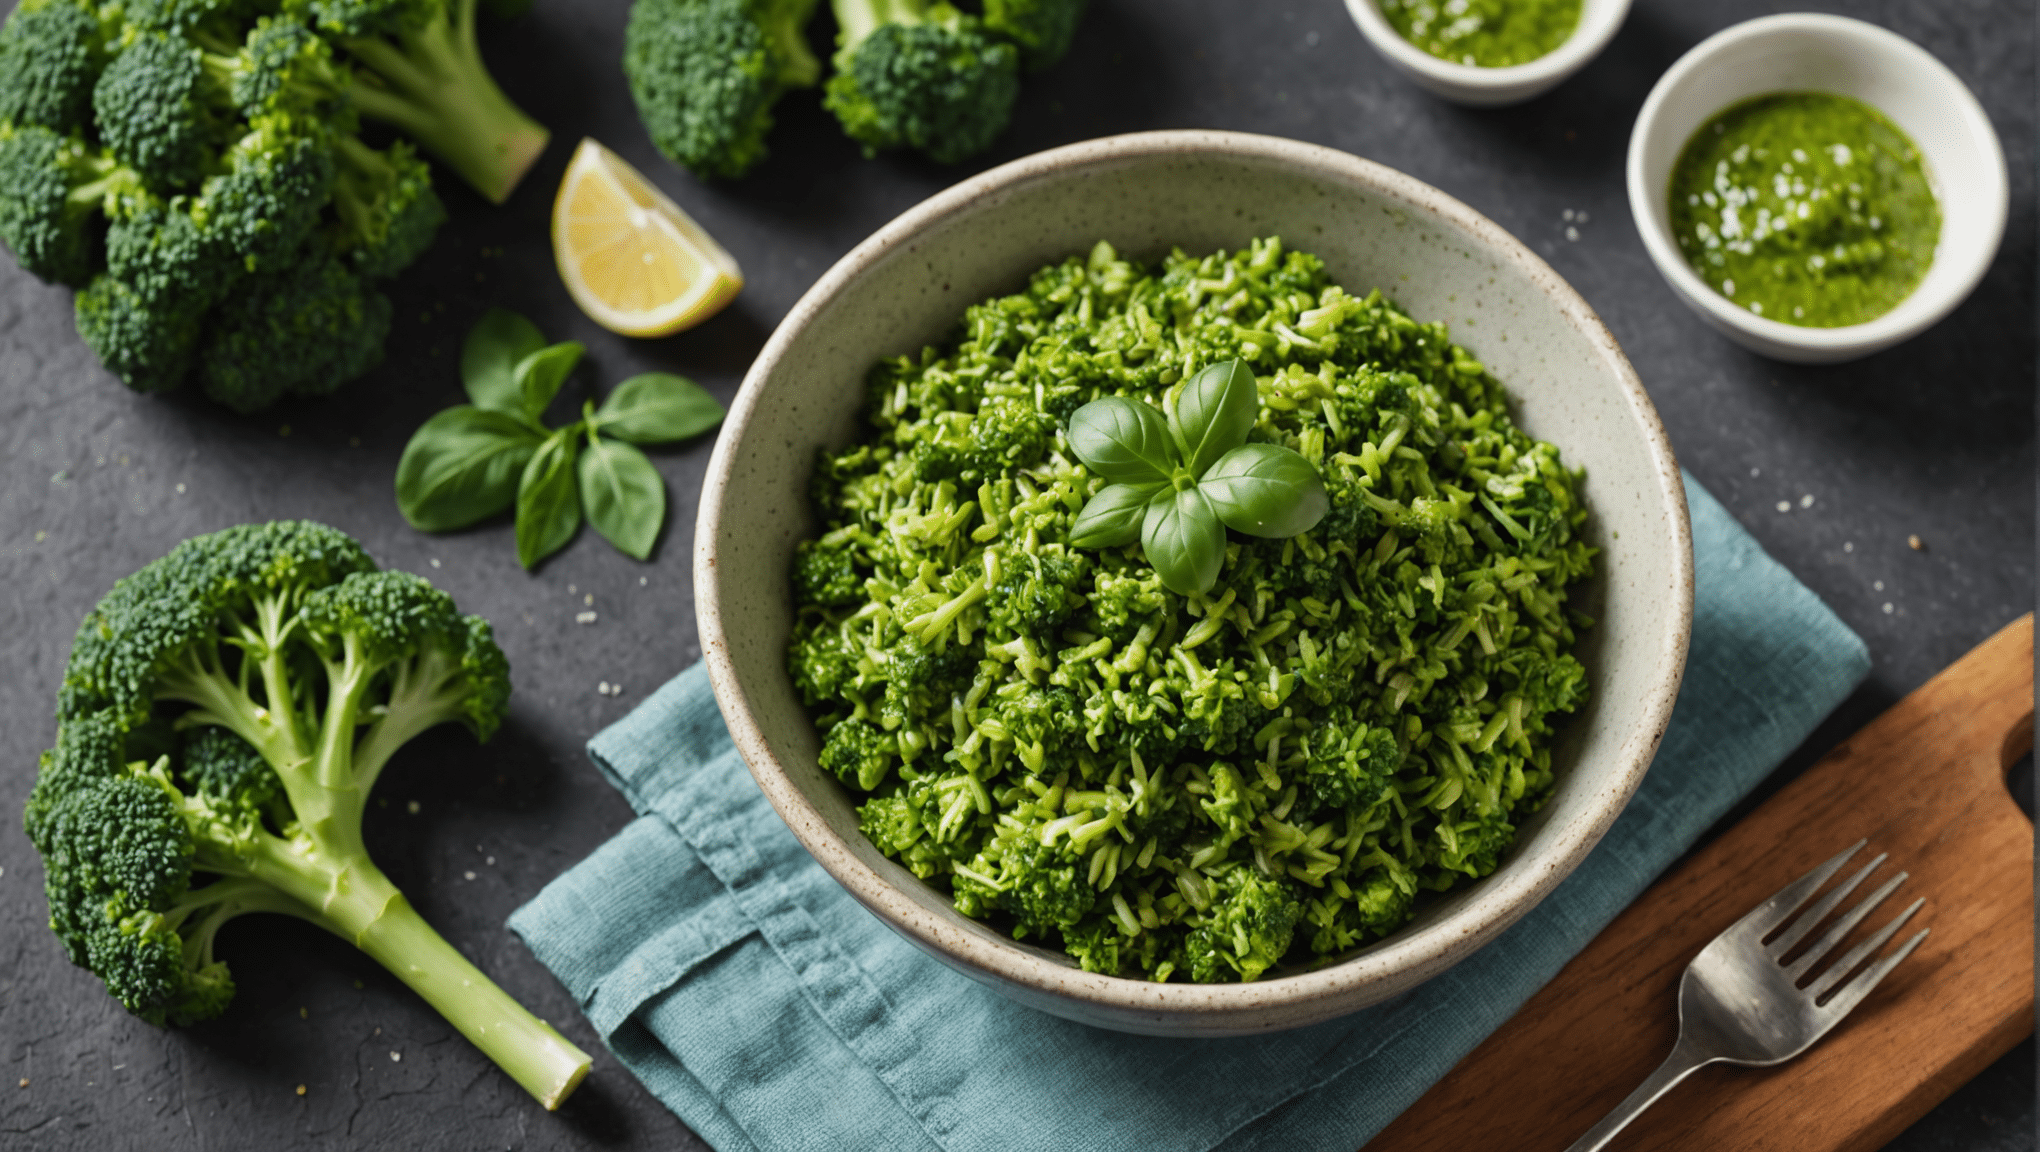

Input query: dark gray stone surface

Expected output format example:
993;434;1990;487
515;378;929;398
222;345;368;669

0;0;2029;1149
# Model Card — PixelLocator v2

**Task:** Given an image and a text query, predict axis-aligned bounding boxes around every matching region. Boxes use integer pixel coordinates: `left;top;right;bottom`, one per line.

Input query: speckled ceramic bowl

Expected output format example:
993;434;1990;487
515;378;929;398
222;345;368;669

696;131;1692;1036
1343;0;1633;107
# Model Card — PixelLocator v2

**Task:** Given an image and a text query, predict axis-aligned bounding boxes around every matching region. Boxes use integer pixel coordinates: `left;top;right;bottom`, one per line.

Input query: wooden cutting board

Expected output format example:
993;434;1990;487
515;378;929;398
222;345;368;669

1370;614;2035;1152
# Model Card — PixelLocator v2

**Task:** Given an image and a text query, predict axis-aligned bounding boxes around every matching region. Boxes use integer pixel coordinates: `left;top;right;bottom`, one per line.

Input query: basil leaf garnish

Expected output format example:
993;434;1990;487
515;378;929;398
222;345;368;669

1068;481;1163;548
1199;442;1330;538
577;436;666;560
515;426;583;570
1168;359;1258;478
394;406;545;531
512;342;585;427
592;373;725;444
1141;486;1226;596
1065;395;1176;483
461;308;546;415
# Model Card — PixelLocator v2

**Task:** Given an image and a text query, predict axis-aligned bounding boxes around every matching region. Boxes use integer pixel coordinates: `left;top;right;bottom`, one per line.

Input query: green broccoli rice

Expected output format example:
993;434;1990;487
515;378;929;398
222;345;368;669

786;238;1595;983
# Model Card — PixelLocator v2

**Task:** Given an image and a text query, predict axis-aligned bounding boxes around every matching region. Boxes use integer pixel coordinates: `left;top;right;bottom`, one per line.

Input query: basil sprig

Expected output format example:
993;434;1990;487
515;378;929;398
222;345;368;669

1066;360;1328;595
395;308;726;569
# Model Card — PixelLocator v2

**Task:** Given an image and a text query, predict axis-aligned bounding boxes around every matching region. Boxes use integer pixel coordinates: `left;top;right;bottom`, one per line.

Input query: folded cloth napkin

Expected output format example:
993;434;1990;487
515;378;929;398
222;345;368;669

510;476;1869;1152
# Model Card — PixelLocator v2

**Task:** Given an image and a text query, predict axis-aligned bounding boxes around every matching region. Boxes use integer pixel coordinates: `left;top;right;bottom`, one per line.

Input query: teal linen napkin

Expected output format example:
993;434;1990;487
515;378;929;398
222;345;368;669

509;476;1869;1152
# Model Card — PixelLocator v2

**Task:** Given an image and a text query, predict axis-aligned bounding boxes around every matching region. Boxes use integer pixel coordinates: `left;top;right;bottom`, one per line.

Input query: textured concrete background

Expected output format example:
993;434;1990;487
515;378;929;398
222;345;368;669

0;0;2030;1149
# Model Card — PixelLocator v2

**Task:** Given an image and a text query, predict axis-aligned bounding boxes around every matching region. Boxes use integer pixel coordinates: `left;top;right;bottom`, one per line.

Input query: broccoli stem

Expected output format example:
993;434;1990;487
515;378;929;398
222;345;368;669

336;0;548;204
245;838;592;1110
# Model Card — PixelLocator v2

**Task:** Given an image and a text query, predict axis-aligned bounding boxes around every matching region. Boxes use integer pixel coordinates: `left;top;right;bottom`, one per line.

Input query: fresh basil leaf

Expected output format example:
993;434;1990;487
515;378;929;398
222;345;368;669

1200;443;1330;538
513;341;585;426
1065;396;1177;484
515;427;583;569
592;373;725;444
1068;481;1163;548
462;309;546;414
1169;359;1258;477
1140;486;1225;596
394;406;544;531
578;436;666;560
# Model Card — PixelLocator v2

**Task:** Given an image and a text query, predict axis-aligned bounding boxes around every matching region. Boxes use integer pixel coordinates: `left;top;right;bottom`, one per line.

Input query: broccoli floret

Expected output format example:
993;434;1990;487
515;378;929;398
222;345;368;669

788;619;867;705
328;134;443;278
0;125;135;286
199;114;336;274
0;0;106;133
979;0;1084;71
984;547;1082;641
198;250;391;412
818;716;896;790
297;0;550;203
1299;712;1400;811
793;538;864;608
93;32;235;189
74;272;211;393
1180;866;1301;983
822;0;1018;164
104;189;236;306
623;0;821;180
28;522;588;1108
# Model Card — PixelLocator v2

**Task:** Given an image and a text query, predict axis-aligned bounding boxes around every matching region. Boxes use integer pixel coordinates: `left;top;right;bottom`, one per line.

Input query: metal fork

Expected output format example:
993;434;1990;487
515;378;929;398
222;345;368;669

1562;840;1929;1152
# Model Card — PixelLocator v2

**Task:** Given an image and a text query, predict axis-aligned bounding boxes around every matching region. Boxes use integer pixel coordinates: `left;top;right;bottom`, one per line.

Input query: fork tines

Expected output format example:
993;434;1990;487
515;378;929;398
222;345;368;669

1751;840;1930;1012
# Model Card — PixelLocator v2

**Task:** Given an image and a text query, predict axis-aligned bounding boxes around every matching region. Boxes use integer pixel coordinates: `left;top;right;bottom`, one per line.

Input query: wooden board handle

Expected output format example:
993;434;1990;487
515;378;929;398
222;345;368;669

1371;614;2035;1152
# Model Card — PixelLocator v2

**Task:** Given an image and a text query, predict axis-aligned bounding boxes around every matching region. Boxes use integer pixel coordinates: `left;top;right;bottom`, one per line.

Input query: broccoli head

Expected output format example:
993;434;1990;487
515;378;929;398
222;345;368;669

0;0;106;134
980;0;1085;71
0;125;134;286
328;134;444;278
93;31;234;189
28;522;588;1108
823;0;1018;165
1180;866;1301;983
818;716;896;790
624;0;822;180
984;547;1083;642
74;272;212;393
793;538;865;608
198;250;391;412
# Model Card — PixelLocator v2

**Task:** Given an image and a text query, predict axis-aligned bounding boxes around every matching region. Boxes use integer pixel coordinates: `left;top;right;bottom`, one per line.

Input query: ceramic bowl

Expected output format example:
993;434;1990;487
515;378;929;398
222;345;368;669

1343;0;1632;106
695;130;1693;1036
1627;14;2009;364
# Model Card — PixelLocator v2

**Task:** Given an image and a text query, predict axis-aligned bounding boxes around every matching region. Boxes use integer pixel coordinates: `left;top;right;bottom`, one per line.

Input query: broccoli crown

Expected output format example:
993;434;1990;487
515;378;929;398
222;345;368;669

980;0;1084;71
787;239;1598;983
93;32;231;189
823;1;1018;165
0;0;106;133
199;115;336;273
624;0;822;180
103;190;234;306
74;272;211;393
328;135;442;278
0;125;120;286
198;251;390;412
26;521;571;1090
228;16;351;121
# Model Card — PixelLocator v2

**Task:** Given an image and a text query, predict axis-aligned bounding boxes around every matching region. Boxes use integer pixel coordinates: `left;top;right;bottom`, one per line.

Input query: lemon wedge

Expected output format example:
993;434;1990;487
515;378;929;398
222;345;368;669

552;138;743;337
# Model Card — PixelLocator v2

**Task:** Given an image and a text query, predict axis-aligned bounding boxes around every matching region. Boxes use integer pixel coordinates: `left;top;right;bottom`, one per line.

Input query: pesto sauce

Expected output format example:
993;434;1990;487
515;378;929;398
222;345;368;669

1667;92;1940;328
1379;0;1581;68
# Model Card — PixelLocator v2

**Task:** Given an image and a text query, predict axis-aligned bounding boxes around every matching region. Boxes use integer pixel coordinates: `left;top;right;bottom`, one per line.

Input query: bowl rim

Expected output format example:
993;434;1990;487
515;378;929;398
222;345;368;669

696;129;1693;1026
1624;12;2010;356
1343;0;1633;94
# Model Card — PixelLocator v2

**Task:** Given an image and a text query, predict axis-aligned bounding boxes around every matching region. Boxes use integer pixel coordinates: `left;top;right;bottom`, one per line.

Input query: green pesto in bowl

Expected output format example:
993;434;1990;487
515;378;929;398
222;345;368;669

1378;0;1581;68
785;238;1595;985
1667;92;1940;328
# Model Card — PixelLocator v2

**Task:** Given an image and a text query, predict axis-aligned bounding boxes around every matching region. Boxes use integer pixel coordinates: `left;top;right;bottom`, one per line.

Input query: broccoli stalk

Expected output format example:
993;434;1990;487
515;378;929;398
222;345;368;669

27;522;592;1110
308;0;548;203
822;0;1017;164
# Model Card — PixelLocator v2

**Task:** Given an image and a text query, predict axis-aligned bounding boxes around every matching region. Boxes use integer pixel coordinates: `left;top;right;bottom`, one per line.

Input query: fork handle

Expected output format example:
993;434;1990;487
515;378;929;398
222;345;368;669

1561;1035;1719;1152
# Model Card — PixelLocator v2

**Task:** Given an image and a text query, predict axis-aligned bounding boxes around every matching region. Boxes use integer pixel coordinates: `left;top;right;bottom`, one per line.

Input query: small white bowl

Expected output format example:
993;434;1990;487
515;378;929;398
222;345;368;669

1627;14;2009;364
1344;0;1632;106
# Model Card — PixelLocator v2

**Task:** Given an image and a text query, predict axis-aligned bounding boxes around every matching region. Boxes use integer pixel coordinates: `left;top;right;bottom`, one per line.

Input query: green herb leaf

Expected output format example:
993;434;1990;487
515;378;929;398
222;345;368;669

592;373;725;444
515;427;583;570
1065;396;1178;484
1141;486;1225;595
513;342;585;427
1067;481;1162;548
1168;359;1258;477
577;436;666;560
461;309;547;414
1199;443;1330;538
394;406;546;532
